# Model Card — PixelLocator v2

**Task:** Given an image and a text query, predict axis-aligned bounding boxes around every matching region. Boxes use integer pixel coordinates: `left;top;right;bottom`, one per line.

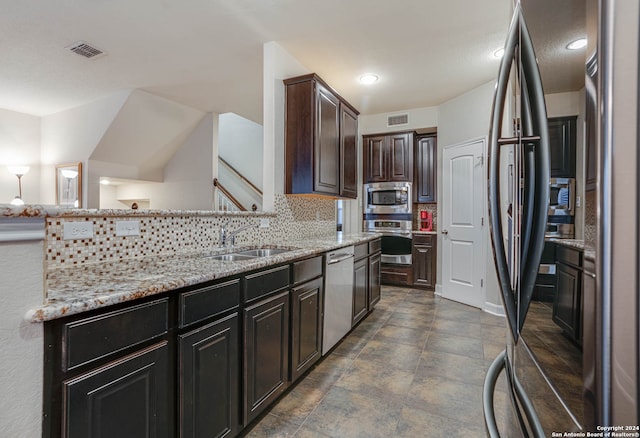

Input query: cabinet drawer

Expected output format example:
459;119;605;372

292;256;323;285
413;234;434;245
62;299;169;372
354;242;368;261
179;279;240;328
369;238;381;254
556;245;582;268
244;265;290;303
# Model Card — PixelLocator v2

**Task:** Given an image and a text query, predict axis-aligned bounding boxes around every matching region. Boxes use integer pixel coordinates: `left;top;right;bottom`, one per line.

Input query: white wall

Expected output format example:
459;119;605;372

359;106;439;135
218;113;263;189
262;42;311;211
0;238;44;437
0;109;42;204
437;80;502;312
98;114;217;210
40;91;130;206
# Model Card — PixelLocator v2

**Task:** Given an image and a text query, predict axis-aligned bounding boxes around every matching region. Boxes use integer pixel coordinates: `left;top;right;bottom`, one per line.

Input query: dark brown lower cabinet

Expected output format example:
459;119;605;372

552;245;583;343
412;234;437;289
62;341;170;438
368;252;381;309
243;290;290;426
381;263;412;286
352;256;369;325
290;277;323;381
553;261;582;342
179;313;239;438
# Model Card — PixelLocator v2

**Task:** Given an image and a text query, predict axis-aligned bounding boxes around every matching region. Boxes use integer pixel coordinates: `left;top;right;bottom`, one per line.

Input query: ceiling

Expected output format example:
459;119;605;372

1;0;586;123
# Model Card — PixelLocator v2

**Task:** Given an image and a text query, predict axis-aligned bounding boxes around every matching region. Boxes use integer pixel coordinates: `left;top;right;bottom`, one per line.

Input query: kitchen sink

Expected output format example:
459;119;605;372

207;253;257;262
235;248;292;257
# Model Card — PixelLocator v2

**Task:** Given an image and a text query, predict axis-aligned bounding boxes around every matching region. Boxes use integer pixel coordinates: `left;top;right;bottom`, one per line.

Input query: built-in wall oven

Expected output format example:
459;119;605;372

363;181;413;265
363;217;412;265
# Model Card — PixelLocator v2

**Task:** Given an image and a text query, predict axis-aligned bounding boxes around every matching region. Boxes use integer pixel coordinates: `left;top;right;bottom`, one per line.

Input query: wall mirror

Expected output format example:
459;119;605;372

56;162;82;208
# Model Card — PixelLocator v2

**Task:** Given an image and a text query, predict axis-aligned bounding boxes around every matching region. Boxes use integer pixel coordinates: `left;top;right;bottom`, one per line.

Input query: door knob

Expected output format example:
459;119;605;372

442;230;449;235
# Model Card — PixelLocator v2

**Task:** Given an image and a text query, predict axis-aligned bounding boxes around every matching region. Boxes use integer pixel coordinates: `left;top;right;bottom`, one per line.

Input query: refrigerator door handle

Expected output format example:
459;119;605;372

487;3;550;340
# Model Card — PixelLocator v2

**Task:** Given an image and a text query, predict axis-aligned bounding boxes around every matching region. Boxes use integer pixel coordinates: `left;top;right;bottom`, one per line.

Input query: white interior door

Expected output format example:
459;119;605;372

442;138;485;308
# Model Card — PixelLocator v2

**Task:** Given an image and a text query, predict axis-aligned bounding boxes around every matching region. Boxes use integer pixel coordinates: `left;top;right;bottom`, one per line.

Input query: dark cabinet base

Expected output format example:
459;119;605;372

381;263;412;286
63;341;170;438
243;290;290;426
179;313;239;438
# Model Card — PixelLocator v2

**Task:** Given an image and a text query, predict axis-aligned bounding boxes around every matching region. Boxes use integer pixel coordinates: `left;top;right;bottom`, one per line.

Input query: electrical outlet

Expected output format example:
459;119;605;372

116;220;140;237
259;218;270;228
63;221;93;240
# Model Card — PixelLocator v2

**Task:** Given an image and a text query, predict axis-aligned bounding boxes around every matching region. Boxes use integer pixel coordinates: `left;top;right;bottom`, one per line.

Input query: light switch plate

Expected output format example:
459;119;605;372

260;218;270;228
116;220;140;237
63;221;93;240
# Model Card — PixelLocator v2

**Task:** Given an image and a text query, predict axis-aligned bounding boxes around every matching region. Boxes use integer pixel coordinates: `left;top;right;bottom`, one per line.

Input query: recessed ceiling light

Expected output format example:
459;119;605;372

493;48;505;59
359;74;379;85
566;38;587;50
100;179;110;185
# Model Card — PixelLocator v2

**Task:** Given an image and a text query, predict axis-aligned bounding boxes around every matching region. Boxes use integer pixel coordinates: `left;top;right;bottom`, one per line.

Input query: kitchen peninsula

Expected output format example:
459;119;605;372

1;198;381;438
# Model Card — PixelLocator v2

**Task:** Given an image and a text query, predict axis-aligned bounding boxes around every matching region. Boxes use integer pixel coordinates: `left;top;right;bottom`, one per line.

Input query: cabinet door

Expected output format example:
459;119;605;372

314;83;340;195
415;135;437;203
552;262;581;340
243;291;289;426
364;135;387;182
179;313;239;438
388;132;413;182
368;252;381;309
352;257;369;326
340;104;358;198
63;342;170;438
290;277;323;381
548;116;577;178
412;235;436;289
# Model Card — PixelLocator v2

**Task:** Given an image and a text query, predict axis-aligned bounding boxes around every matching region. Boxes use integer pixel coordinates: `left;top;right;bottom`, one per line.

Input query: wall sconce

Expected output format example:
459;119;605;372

7;166;30;206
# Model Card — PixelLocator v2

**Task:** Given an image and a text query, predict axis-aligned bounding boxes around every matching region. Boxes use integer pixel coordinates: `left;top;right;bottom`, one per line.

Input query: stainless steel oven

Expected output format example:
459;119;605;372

364;182;412;215
363;217;412;265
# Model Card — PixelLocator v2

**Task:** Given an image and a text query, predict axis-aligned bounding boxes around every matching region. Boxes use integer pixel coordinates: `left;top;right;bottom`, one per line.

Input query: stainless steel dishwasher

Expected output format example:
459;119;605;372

322;245;355;355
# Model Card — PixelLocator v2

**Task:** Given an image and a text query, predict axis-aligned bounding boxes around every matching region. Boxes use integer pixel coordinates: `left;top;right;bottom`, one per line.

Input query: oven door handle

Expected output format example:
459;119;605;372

378;231;413;238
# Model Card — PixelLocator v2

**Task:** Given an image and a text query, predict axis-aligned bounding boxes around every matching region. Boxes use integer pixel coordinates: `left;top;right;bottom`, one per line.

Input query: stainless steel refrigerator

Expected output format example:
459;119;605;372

483;0;639;435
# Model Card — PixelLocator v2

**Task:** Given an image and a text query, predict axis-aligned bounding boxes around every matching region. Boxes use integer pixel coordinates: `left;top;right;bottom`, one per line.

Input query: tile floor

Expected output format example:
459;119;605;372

241;286;515;437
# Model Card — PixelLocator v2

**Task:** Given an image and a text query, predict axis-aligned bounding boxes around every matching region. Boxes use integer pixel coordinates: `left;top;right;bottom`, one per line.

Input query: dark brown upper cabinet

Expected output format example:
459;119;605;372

284;74;359;199
548;116;577;178
363;131;414;183
414;134;437;203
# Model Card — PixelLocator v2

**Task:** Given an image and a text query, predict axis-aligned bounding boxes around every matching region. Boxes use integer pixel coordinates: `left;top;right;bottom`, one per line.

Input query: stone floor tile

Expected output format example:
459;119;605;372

301;387;403;438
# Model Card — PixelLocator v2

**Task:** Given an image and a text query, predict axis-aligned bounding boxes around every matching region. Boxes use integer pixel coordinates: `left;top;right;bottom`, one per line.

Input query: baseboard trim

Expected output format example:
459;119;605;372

484;301;505;317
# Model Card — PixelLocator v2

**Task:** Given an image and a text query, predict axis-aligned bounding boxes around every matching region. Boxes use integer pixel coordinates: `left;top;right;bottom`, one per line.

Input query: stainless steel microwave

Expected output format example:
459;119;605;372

548;177;575;216
364;182;412;214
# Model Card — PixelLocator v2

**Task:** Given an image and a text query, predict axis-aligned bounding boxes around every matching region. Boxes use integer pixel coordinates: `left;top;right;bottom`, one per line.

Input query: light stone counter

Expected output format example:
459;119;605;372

26;233;380;322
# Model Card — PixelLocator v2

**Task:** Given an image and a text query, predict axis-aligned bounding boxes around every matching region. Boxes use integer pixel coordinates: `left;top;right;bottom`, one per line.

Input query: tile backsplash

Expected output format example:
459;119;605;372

45;194;336;269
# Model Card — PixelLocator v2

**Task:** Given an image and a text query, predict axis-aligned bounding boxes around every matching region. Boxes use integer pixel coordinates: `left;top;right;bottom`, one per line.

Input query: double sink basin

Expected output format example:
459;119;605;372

207;247;295;262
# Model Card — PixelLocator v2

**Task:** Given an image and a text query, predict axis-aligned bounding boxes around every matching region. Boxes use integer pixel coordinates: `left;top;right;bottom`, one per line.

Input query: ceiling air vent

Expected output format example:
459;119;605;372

66;41;106;60
387;113;409;127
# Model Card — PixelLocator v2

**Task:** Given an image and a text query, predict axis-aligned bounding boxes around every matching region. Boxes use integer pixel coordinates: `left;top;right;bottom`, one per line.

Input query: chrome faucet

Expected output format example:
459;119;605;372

219;220;255;247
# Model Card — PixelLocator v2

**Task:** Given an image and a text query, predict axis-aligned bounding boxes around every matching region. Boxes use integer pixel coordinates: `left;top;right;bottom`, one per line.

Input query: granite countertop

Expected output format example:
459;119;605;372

1;204;274;218
546;237;596;262
413;230;437;235
26;233;380;323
